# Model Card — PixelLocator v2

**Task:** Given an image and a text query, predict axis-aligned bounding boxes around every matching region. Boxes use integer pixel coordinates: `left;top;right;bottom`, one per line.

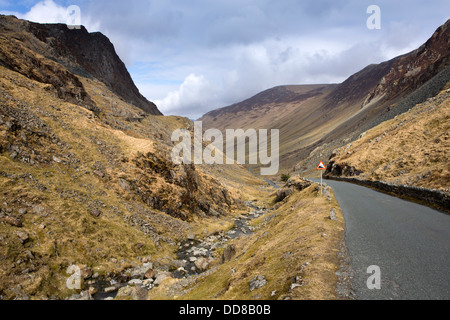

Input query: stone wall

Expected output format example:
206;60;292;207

325;176;450;213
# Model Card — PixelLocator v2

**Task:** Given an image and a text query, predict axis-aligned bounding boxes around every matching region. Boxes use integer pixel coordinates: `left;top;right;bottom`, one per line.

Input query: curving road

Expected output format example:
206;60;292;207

314;179;450;300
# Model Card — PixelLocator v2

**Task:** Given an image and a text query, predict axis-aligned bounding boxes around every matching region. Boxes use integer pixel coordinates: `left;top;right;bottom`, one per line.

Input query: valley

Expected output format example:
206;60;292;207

0;15;344;300
0;13;448;301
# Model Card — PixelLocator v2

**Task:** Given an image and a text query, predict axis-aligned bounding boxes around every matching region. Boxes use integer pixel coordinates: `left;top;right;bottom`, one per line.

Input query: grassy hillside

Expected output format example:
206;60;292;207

327;85;450;193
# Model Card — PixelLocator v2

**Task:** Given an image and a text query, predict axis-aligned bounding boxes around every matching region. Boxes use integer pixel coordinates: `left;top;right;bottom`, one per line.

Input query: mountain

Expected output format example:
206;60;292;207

200;19;450;174
3;14;446;301
0;15;161;115
201;84;335;130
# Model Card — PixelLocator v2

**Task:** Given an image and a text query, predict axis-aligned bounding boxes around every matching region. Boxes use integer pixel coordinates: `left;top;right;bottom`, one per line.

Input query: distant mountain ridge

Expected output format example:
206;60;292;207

204;84;332;120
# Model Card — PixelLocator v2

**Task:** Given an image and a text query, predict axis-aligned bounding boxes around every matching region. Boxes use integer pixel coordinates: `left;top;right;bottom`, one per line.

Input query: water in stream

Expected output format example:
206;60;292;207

173;201;268;278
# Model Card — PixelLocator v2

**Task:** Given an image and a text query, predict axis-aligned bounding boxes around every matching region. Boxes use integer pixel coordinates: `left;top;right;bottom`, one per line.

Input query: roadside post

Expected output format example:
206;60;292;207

316;161;327;195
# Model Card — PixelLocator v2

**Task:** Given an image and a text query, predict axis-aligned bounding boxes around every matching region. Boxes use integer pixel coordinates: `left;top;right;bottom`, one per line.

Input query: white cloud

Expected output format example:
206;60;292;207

149;34;393;118
155;73;220;118
1;0;99;32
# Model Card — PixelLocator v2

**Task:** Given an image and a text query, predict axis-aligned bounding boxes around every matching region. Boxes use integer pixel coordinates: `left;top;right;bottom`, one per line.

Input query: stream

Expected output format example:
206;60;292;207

173;201;268;278
80;201;270;300
248;168;281;189
76;165;281;300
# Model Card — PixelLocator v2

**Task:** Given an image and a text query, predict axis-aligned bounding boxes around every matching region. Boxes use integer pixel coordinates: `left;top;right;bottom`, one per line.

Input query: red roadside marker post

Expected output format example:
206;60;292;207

316;161;327;195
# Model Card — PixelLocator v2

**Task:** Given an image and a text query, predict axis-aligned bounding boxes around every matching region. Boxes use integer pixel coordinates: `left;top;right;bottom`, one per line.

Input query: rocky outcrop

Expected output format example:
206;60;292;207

364;19;450;106
325;161;361;177
220;244;236;263
115;151;238;221
284;176;313;191
249;275;267;291
275;176;312;202
0;15;161;115
275;188;294;203
0;27;96;112
0;104;78;167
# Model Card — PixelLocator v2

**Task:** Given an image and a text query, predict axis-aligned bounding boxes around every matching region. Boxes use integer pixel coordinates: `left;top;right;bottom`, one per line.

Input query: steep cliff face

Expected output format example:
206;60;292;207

364;19;450;106
323;59;398;110
0;15;161;115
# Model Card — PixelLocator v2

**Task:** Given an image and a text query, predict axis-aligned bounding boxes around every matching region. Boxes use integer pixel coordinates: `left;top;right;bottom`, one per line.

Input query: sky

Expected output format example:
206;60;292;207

1;0;449;119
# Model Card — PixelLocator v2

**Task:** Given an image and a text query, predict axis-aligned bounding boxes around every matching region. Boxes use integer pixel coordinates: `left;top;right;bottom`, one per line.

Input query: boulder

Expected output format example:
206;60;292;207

115;286;147;300
88;286;98;296
89;208;101;218
104;286;118;293
32;205;46;215
249;275;267;291
81;267;93;280
191;247;208;257
144;268;155;280
221;244;236;263
93;170;105;178
153;271;172;286
194;257;209;272
52;156;62;163
275;188;294;203
171;259;187;269
128;279;143;286
4;216;22;227
187;234;196;240
129;265;149;279
14;230;29;243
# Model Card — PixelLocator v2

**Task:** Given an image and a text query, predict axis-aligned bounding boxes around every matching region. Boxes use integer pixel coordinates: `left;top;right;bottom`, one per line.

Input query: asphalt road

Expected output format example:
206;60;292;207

314;179;450;300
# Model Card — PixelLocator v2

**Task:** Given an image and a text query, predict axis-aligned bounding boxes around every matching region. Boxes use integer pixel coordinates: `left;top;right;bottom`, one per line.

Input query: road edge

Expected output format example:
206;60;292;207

324;176;450;214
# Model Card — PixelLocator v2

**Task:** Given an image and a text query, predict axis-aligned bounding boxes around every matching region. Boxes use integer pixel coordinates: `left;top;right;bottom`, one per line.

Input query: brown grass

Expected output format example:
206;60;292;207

147;183;344;300
332;87;450;192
